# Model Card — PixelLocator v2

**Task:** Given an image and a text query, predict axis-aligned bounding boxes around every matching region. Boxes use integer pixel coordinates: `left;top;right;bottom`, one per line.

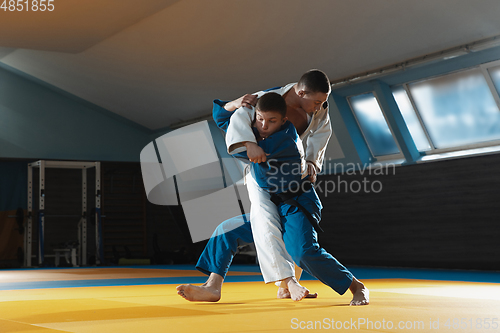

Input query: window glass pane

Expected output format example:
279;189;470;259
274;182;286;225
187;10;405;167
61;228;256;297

489;65;500;95
409;68;500;149
392;87;431;151
349;93;400;156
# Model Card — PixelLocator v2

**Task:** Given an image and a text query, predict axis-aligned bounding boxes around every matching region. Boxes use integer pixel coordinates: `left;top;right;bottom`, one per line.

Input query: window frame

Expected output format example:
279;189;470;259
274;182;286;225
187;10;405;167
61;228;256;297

481;59;500;111
398;61;500;155
347;91;404;162
395;85;434;151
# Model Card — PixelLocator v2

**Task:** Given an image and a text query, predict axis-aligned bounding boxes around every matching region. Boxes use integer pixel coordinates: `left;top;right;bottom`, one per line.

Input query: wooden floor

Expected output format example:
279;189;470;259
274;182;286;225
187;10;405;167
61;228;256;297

0;266;499;333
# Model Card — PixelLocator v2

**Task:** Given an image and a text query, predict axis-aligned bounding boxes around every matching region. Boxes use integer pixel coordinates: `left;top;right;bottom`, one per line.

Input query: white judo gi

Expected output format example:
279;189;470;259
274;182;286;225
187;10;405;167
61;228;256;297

225;83;332;283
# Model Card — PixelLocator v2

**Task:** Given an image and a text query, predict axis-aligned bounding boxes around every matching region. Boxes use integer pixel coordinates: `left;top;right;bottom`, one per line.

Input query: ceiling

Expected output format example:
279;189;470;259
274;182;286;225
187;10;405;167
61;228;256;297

1;0;500;130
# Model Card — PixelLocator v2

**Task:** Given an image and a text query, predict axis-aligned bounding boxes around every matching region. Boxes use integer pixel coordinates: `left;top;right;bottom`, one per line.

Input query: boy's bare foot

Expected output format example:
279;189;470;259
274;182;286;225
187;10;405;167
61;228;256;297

277;287;318;299
176;272;223;302
284;277;309;301
176;283;221;302
349;278;369;306
277;286;291;299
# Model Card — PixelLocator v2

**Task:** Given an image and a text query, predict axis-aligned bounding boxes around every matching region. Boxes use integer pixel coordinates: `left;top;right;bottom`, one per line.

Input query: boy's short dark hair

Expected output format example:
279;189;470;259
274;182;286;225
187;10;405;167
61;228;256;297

297;69;331;94
256;92;287;118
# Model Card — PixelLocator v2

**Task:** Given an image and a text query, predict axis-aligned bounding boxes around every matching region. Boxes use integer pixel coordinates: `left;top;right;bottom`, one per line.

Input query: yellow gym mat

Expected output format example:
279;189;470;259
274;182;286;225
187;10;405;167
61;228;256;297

0;267;499;332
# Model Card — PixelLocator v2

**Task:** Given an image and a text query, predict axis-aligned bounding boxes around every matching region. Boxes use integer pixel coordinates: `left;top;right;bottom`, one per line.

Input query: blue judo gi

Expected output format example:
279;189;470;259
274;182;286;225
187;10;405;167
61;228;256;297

196;100;353;295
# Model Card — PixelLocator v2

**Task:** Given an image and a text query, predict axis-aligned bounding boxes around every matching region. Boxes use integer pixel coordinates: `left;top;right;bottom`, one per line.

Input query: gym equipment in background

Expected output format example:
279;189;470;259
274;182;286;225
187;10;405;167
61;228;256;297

26;160;102;267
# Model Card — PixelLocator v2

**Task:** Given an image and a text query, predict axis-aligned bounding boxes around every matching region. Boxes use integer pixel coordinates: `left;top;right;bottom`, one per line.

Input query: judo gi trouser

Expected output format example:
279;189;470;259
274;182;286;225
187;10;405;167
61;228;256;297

196;196;354;295
196;173;295;283
279;202;353;295
196;214;253;278
246;173;296;283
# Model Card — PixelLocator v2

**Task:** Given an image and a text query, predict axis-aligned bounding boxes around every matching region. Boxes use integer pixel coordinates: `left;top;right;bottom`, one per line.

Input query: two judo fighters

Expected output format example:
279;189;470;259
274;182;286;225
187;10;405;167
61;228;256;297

177;70;369;306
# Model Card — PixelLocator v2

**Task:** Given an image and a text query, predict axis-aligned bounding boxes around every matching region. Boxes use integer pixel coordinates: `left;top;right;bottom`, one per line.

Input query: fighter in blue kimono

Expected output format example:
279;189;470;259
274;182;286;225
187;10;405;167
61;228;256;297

177;92;369;305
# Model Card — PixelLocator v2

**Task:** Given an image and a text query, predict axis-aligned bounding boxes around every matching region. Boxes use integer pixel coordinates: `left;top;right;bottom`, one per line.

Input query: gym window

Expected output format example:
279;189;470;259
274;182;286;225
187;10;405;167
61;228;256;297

348;92;402;160
392;87;431;152
488;64;500;95
393;60;500;155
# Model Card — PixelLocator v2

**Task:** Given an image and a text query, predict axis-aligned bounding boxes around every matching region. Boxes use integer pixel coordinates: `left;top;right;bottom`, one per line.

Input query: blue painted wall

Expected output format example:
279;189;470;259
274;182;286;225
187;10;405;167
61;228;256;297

0;64;151;162
0;161;27;211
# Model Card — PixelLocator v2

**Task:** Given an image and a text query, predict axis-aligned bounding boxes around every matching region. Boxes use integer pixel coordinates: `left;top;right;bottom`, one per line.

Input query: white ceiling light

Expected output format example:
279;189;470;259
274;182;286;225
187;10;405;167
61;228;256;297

468;37;500;52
